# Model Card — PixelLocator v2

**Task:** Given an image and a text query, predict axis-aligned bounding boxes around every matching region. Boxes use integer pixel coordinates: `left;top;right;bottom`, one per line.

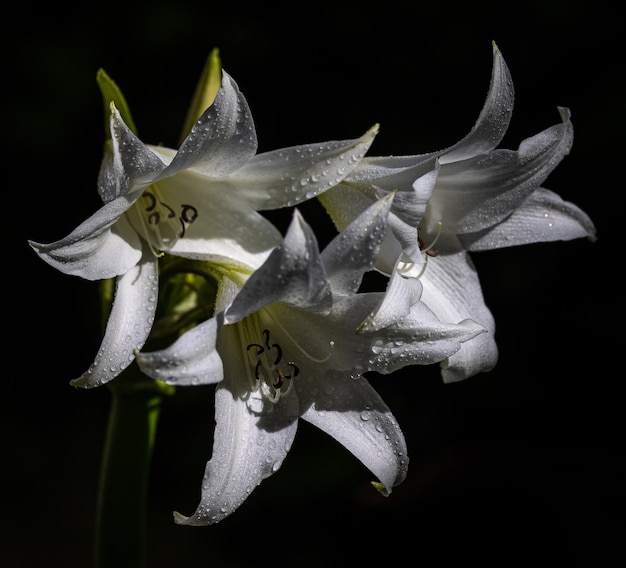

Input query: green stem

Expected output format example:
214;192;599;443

94;365;174;568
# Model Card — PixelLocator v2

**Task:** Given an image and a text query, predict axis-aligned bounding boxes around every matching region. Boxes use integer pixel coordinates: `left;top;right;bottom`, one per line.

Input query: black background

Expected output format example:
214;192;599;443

4;1;624;566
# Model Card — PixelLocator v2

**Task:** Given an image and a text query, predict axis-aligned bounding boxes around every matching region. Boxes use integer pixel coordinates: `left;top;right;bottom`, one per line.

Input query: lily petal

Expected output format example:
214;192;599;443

321;192;393;295
366;298;487;374
418;249;498;381
164;72;258;178
432;107;574;235
71;253;159;387
136;315;224;386
439;42;514;164
159;179;282;270
174;324;299;526
357;266;423;333
233;125;379;210
98;106;167;203
29;199;143;280
225;209;331;323
461;187;597;250
299;370;408;496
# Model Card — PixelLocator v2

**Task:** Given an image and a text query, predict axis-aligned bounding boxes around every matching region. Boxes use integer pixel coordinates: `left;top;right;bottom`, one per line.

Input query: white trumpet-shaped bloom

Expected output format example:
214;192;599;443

136;194;485;524
319;42;596;382
29;70;377;388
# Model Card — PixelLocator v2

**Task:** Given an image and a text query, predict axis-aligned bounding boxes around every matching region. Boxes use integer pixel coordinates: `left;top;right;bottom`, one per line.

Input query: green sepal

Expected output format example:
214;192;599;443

179;47;222;144
96;68;138;141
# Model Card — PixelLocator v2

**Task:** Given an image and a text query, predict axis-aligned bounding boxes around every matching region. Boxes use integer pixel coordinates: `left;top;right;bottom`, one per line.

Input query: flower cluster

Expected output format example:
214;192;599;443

29;44;595;525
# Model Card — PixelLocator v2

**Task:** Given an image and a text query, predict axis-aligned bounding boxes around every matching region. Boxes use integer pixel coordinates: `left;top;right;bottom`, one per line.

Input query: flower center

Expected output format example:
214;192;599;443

243;327;299;403
238;313;334;403
134;182;199;256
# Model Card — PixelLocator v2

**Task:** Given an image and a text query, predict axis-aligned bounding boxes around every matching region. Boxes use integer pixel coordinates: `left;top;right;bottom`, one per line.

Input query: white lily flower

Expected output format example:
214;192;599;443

319;42;596;382
136;194;484;524
29;68;377;388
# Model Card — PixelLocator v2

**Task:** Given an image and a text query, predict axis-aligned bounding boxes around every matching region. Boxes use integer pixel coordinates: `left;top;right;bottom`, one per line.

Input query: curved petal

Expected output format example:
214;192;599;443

232;125;378;210
343;154;437;199
163;184;282;270
225;209;331;323
439;42;514;164
136;315;224;386
440;332;498;383
70;253;159;388
431;107;574;235
322;192;393;295
298;370;408;495
175;324;299;526
366;299;486;374
462;187;597;250
418;249;498;381
357;266;423;332
29;201;143;280
98;106;167;203
164;71;258;178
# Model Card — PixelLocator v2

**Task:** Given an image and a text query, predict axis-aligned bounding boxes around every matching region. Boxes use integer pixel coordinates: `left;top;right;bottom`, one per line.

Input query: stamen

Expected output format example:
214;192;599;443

238;311;336;403
418;221;443;257
133;184;199;254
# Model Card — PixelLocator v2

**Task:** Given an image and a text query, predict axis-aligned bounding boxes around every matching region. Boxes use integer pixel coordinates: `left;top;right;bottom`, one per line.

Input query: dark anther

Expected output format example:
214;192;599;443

162;202;176;219
180;204;199;224
247;342;264;356
143;192;157;211
418;235;439;257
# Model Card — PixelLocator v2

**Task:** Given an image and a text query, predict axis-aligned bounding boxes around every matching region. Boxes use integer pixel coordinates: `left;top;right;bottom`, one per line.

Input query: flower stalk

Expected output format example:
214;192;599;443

95;366;170;568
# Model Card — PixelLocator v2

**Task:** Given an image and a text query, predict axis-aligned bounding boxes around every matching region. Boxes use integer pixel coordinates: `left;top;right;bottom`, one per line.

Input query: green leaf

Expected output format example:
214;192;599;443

96;68;138;140
179;47;222;144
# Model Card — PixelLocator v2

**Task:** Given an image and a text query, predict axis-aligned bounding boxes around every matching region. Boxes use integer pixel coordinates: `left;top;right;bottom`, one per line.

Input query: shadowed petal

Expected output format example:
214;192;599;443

225;209;331;323
439;42;514;164
299;370;408;495
234;125;378;210
461;187;597;250
29;203;142;280
432;107;574;235
174;324;299;526
418;249;497;382
136;315;224;386
322;192;393;295
165;72;258;178
71;253;159;387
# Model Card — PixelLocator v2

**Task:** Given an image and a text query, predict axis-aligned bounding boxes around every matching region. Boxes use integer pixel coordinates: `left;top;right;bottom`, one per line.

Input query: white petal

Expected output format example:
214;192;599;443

343;154;437;206
225;209;331;323
357;266;423;332
29;201;143;280
136;315;224;386
434;107;574;235
462;187;597;250
70;254;159;388
165;196;281;271
440;332;499;383
322;192;393;295
233;126;378;210
418;250;498;381
98;107;167;203
299;371;408;495
165;72;258;178
439;42;514;164
175;325;299;525
367;299;487;373
318;182;379;232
